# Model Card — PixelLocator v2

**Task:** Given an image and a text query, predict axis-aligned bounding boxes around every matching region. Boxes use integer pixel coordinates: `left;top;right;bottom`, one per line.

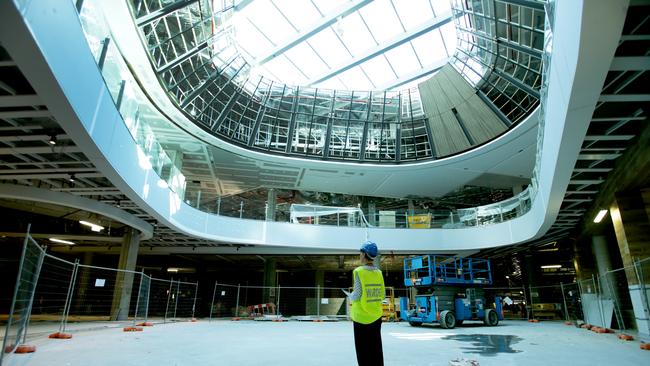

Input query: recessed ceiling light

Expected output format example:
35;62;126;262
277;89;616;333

49;238;75;245
538;248;559;252
593;209;608;223
79;220;104;232
540;265;561;269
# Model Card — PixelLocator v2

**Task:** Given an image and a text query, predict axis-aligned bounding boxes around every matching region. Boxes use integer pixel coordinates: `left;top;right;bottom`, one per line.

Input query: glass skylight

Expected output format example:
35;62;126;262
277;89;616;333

228;0;456;91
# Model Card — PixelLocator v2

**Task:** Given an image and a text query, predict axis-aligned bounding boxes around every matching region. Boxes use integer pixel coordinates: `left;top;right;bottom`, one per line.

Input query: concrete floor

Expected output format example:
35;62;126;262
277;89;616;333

3;320;649;366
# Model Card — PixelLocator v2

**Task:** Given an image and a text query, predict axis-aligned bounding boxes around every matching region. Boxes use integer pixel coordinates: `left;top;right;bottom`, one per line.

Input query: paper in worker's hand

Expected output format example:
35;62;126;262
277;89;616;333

341;289;352;297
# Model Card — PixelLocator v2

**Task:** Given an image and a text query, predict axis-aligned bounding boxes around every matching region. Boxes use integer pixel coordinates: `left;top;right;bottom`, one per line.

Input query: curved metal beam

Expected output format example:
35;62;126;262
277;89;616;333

0;184;154;240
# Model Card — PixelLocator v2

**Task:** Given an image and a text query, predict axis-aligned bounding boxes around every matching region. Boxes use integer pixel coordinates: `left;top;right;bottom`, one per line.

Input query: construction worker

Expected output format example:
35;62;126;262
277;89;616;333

350;241;385;366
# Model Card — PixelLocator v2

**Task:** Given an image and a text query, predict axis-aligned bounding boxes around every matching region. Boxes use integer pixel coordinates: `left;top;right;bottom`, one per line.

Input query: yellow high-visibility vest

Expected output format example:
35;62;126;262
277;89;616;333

351;266;385;324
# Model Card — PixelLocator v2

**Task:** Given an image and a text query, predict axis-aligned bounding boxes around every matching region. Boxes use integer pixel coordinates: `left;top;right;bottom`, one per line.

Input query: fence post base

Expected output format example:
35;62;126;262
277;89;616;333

123;326;143;332
14;344;36;354
48;332;73;339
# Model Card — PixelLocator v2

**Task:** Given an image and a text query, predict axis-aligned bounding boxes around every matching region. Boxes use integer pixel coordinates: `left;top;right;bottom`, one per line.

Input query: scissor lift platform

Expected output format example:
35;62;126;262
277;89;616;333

404;255;492;287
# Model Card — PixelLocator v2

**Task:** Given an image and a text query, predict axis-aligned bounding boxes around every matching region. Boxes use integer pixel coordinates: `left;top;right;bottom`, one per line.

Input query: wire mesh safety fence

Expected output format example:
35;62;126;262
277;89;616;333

203;272;650;332
598;268;631;331
631;257;650;338
2;234;200;364
207;284;529;322
209;284;353;321
529;284;567;321
67;265;142;325
28;254;77;339
559;282;583;322
210;284;241;319
1;229;44;364
513;257;650;336
133;273;151;326
484;287;528;320
170;281;198;320
147;278;198;324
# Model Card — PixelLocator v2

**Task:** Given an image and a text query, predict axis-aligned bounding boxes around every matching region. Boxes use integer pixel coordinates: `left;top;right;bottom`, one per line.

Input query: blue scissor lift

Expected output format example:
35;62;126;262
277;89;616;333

400;255;503;328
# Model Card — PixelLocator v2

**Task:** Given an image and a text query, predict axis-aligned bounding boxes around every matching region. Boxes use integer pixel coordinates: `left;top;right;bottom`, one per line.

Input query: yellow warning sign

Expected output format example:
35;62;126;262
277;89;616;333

407;214;431;228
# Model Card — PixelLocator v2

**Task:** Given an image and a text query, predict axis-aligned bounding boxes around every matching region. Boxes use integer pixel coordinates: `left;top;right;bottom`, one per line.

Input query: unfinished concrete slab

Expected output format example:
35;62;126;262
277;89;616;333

3;320;649;366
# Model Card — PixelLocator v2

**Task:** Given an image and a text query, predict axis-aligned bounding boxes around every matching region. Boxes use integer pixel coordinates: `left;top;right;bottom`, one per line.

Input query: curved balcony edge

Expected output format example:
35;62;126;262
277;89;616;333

0;0;626;252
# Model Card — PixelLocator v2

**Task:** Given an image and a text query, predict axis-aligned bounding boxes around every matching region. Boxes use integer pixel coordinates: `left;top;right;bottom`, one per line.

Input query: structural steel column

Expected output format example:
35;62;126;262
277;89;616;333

265;188;276;221
110;228;140;321
368;202;376;226
609;189;650;337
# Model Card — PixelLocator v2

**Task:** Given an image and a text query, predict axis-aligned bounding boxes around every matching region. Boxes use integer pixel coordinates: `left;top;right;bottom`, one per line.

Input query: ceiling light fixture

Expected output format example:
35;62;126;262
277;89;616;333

48;135;57;145
69;174;76;182
49;238;75;245
593;209;608;223
538;248;559;252
540;265;562;269
79;220;104;232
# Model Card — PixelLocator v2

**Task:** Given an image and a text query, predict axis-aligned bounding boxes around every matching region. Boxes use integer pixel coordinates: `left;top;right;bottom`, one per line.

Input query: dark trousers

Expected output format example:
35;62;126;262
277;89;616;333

353;318;384;366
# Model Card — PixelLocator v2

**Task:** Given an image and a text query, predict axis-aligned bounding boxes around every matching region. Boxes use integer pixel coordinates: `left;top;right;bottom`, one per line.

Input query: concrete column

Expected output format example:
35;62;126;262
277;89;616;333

368;202;376;226
74;252;94;312
110;228;140;321
522;254;535;287
265;188;276;221
262;258;277;304
609;190;650;338
592;235;613;272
